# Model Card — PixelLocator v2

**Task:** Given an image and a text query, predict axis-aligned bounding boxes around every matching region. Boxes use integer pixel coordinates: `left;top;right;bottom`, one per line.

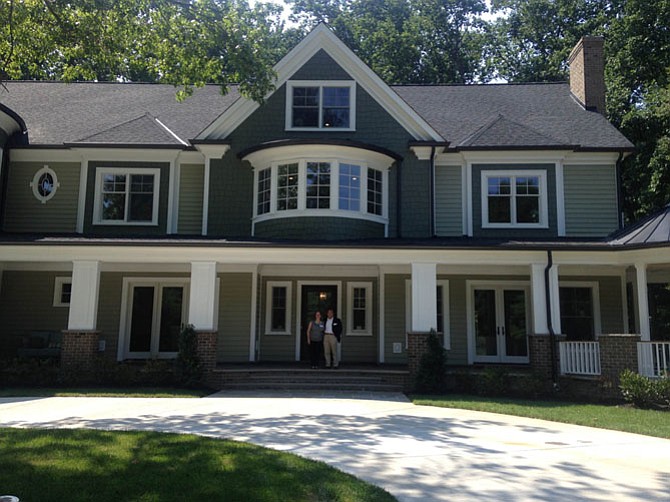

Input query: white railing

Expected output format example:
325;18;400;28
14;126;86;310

559;341;601;376
637;342;670;378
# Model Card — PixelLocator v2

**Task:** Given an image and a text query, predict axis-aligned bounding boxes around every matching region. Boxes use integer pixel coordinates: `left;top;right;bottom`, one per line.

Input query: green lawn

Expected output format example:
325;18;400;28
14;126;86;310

0;387;210;398
0;428;395;502
412;394;670;439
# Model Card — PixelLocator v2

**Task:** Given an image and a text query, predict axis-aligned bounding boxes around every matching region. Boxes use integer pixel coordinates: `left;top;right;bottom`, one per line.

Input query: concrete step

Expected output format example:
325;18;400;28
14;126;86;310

223;381;403;392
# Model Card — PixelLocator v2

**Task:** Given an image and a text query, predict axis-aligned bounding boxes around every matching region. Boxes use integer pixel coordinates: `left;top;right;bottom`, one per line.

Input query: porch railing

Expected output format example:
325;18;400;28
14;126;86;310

559;341;601;376
637;342;670;378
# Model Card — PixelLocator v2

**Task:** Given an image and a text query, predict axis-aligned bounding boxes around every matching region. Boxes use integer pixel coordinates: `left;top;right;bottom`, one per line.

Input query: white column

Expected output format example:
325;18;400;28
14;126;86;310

531;263;548;335
635;263;650;341
189;261;217;331
411;263;437;332
68;260;100;330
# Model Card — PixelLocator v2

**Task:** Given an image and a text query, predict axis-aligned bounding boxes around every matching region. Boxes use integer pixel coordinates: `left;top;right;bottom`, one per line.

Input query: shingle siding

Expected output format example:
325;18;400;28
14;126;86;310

4;161;80;233
564;164;618;237
255;217;384;240
435;165;463;237
177;163;204;235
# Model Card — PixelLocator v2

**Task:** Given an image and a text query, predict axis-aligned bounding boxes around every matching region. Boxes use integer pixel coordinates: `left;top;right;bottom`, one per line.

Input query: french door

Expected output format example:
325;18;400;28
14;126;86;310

125;281;189;359
471;283;530;363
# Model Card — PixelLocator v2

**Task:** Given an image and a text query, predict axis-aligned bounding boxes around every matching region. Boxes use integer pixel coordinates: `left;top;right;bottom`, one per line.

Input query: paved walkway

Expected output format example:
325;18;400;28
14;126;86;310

1;391;669;501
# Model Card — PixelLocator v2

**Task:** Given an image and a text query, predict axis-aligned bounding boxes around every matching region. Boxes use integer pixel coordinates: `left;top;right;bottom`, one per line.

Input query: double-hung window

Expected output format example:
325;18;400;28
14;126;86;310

306;162;331;209
266;281;292;335
94;168;160;225
53;277;72;307
347;282;372;336
287;81;356;130
482;170;547;228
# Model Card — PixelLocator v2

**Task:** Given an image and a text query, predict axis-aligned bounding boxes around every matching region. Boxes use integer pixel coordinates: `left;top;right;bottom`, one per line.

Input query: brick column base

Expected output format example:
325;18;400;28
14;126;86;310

195;331;218;387
61;330;100;371
528;334;565;379
599;334;640;390
407;332;430;381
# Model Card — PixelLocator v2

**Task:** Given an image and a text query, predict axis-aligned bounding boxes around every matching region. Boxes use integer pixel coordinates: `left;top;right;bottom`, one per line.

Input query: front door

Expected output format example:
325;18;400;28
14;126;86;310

300;285;337;362
126;282;188;358
472;285;530;363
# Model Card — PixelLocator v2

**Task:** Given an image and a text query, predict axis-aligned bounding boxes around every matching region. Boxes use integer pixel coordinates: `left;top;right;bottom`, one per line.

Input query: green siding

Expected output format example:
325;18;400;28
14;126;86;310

208;67;430;238
0;271;70;354
342;278;378;363
290;50;352;80
564;165;619;237
260;276;296;361
384;274;408;364
255;217;384;240
178;164;204;234
472;164;557;238
435;165;463;236
218;272;253;362
97;273;124;360
84;161;170;236
447;277;468;365
4;162;80;233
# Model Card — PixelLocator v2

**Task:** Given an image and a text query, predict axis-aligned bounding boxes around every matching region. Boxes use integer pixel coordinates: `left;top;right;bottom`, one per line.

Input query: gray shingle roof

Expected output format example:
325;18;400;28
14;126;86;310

392;83;633;150
0;80;633;150
0;81;239;145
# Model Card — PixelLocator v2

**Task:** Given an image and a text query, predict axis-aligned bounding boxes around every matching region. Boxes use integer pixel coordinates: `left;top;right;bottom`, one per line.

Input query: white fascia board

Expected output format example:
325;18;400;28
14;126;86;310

458;150;570;164
563;151;621;165
10;149;82;163
74;148;182;163
193;144;230;160
410;146;434;160
198;24;443;142
243;144;395;169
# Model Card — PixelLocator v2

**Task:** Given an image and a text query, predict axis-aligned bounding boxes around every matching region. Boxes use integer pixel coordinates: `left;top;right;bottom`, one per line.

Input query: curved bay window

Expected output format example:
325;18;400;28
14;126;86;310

244;144;394;232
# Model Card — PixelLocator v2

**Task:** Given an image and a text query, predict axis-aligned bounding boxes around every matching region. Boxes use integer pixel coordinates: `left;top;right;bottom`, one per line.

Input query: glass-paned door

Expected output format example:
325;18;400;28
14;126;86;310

126;283;187;358
300;285;337;362
472;285;530;363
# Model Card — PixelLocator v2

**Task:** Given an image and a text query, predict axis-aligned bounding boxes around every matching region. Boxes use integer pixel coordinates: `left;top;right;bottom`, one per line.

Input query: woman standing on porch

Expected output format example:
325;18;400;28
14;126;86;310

307;311;325;369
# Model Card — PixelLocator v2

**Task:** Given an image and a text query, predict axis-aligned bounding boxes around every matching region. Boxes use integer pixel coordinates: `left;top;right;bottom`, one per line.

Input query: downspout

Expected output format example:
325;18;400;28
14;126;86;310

615;151;625;229
544;250;559;390
396;159;403;238
429;146;436;236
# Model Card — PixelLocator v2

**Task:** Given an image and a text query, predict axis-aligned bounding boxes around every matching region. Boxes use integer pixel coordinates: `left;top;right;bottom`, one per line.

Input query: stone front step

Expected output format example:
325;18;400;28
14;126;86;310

209;367;410;392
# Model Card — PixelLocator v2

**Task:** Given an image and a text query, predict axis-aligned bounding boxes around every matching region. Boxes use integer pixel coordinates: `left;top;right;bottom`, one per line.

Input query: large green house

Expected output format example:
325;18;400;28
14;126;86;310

0;25;668;389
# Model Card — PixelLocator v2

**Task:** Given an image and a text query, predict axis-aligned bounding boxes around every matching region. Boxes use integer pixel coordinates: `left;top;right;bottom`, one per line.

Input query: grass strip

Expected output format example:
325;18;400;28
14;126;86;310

0;387;210;398
0;428;395;502
412;394;670;439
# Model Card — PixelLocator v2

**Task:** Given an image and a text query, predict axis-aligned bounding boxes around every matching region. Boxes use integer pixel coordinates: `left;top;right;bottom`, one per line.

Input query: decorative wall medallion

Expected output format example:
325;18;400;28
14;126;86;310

30;165;59;203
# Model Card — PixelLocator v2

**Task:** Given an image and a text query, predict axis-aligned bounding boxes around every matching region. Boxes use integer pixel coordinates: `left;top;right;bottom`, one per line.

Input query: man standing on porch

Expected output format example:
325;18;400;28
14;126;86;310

324;308;342;369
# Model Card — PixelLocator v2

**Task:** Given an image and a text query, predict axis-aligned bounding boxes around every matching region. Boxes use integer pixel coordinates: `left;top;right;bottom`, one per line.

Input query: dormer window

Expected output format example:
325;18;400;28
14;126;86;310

286;81;356;131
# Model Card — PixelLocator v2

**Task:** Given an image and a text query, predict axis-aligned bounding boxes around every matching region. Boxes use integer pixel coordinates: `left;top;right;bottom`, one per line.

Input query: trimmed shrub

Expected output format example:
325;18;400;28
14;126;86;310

176;324;202;387
620;369;670;410
414;330;448;393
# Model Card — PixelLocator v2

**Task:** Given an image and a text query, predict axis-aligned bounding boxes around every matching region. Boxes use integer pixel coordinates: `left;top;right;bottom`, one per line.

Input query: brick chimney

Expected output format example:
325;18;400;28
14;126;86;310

568;36;606;115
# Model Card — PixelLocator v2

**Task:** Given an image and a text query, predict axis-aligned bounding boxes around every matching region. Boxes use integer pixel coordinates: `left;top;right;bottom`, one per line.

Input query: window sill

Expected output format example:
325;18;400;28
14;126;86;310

481;223;548;229
254;209;387;225
347;332;373;337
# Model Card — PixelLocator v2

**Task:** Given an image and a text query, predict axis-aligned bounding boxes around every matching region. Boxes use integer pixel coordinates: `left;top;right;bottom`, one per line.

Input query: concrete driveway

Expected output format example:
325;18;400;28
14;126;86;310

1;390;668;501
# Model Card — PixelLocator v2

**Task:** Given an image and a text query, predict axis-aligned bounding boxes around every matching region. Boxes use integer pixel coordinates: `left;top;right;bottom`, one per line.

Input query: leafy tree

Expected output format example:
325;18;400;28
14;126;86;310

483;0;611;82
0;0;292;101
287;0;489;83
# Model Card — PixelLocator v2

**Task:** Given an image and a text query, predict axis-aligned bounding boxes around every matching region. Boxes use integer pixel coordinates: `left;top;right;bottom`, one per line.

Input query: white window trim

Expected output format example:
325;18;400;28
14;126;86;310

117;277;190;361
93;167;161;226
559;280;602;337
53;276;72;307
252;159;388;225
405;279;450;349
347;281;373;336
285;80;356;131
481;170;548;229
265;281;292;335
31;165;60;204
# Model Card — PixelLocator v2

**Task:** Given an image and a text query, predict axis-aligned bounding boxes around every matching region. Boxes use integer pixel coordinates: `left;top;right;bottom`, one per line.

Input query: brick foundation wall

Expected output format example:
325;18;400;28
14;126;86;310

599;334;640;387
528;334;565;379
61;330;100;371
195;331;218;386
407;332;430;381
